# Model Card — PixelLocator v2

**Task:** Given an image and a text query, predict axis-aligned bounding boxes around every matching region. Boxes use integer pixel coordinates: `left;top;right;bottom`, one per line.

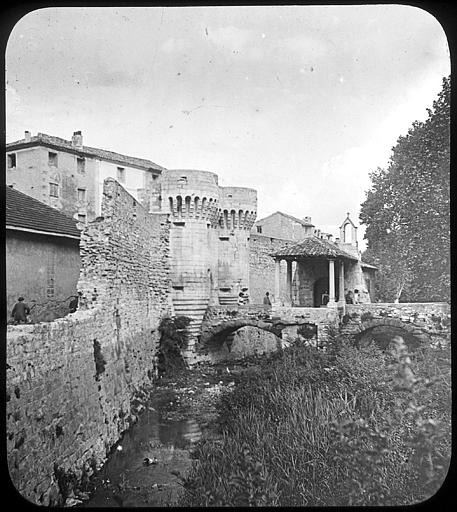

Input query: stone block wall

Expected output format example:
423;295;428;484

341;303;451;346
249;234;297;304
6;179;172;506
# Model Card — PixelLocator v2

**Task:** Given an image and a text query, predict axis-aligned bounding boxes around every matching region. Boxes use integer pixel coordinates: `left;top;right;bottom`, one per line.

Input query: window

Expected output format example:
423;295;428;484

7;153;16;168
256;225;262;233
48;152;58;166
77;157;85;174
77;188;86;202
49;183;59;197
77;214;87;224
117;167;125;183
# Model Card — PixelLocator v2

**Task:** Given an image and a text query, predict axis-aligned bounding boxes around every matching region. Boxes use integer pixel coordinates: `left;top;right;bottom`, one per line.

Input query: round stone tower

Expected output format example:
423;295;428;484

218;186;257;305
160;170;221;355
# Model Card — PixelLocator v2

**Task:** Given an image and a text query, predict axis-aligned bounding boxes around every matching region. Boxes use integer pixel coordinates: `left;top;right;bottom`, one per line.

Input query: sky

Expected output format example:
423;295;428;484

5;5;450;249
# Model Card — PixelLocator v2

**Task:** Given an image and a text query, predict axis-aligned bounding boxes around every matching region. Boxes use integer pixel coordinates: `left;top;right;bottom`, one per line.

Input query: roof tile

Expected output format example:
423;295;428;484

6;186;81;238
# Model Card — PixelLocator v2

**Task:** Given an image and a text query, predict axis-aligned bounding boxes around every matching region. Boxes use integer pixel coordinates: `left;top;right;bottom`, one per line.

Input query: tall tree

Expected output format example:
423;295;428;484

360;76;450;302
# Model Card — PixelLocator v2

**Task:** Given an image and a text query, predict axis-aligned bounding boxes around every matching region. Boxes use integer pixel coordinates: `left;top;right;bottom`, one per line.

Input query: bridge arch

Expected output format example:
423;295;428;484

200;318;282;347
355;318;430;349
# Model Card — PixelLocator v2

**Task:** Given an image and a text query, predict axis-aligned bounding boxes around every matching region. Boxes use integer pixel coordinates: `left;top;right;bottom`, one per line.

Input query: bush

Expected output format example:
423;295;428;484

157;316;191;376
180;336;451;506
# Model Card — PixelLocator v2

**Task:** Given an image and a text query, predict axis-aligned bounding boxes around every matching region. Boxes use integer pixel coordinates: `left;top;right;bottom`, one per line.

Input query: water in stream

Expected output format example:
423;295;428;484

79;392;203;507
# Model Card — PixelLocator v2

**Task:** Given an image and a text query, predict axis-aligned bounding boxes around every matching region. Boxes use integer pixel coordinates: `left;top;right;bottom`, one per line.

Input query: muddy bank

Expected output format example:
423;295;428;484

74;362;243;507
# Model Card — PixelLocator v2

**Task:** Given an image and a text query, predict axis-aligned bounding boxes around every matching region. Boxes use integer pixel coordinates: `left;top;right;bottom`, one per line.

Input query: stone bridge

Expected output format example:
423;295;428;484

199;302;451;351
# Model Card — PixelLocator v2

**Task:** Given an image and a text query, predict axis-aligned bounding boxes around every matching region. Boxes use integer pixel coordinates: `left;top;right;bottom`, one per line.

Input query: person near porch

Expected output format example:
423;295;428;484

353;289;360;304
11;296;30;324
322;291;330;306
263;291;272;306
345;290;354;304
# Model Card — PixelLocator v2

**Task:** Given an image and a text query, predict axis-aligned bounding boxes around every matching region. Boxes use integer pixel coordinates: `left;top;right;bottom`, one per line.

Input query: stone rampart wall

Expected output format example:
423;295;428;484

6;179;172;506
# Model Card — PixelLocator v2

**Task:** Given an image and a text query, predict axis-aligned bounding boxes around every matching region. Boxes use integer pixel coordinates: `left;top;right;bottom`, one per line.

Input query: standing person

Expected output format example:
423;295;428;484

353;289;360;304
345;290;354;304
263;291;272;306
11;297;30;324
322;291;330;306
69;291;82;313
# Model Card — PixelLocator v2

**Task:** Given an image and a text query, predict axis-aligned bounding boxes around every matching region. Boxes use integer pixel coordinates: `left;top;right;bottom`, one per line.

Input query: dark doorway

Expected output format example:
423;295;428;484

313;275;339;307
313;277;328;307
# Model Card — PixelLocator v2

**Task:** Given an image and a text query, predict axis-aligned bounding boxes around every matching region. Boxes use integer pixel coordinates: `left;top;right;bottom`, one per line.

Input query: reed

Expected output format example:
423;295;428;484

180;337;451;506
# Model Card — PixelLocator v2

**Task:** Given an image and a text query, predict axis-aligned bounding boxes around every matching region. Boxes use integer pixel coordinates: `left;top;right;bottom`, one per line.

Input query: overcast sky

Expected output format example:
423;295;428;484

6;5;450;248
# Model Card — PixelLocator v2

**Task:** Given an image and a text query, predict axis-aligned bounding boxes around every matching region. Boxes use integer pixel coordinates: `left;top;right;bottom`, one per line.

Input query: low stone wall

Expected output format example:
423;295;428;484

341;303;451;345
272;306;340;346
6;179;173;506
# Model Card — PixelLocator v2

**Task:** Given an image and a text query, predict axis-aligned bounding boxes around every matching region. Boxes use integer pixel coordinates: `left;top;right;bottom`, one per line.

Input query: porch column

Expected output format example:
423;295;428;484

274;258;281;305
327;259;336;307
286;260;293;306
339;260;345;304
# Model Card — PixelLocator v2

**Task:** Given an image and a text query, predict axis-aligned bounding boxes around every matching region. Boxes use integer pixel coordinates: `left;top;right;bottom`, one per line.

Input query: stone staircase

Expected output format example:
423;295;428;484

218;295;238;306
172;297;209;360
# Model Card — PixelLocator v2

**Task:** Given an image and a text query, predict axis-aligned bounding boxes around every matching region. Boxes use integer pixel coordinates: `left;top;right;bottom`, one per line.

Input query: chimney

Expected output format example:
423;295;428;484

24;130;31;142
72;131;83;149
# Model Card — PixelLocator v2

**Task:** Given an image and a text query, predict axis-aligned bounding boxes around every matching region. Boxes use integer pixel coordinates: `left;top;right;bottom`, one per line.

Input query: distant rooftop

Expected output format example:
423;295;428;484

6;131;166;173
255;211;315;227
5;186;81;239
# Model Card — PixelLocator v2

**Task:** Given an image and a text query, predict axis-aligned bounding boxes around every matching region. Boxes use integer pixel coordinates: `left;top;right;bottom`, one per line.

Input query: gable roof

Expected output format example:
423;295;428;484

255;211;315;227
6;133;166;173
271;235;358;260
5;186;81;239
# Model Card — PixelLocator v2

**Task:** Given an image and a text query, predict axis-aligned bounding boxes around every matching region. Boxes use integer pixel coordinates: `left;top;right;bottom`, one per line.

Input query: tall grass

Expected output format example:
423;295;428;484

180;336;451;506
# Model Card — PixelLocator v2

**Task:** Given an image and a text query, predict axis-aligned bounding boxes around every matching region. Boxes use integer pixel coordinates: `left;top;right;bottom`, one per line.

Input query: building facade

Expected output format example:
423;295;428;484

6;131;165;224
5;187;81;320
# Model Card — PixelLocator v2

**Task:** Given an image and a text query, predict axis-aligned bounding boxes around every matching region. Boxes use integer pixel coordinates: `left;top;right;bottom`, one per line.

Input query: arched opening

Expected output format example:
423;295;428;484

231;210;236;229
344;222;352;243
194;197;200;218
201;198;207;216
223;210;229;229
176;196;182;216
169;197;174;215
356;325;422;351
238;210;244;228
185;196;191;216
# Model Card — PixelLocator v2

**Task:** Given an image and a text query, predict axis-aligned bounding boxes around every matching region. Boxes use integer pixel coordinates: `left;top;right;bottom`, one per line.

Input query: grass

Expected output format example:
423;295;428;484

179;335;451;506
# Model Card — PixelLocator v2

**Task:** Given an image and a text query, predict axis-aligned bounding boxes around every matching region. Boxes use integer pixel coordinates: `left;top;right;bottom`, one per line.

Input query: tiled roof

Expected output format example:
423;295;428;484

6;133;166;172
256;211;315;227
271;235;358;260
5;186;81;239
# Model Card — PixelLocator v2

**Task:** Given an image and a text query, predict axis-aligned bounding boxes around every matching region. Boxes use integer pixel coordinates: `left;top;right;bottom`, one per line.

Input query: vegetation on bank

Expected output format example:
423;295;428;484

179;335;451;506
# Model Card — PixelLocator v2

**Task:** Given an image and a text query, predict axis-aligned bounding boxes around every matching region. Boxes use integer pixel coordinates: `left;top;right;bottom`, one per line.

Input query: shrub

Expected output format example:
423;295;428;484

180;335;451;506
157;316;190;376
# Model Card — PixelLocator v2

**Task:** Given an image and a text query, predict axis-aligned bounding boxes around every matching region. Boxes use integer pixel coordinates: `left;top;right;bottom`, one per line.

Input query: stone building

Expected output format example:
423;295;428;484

5;186;81;318
270;213;377;307
6;131;165;224
146;169;257;356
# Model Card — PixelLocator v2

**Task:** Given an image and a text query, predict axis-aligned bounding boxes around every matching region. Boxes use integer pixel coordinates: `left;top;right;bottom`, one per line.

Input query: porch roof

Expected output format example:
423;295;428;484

271;235;358;261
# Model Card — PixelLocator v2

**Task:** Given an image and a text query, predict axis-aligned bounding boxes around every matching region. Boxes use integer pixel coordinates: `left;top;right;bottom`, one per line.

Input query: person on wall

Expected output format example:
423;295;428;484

11;296;30;324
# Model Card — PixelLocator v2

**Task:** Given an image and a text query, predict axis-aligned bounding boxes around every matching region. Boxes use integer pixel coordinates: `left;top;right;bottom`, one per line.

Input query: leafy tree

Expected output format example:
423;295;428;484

360;76;450;302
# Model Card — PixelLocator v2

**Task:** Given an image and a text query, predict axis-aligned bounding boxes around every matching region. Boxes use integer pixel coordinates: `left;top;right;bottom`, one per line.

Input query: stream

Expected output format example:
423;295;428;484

75;363;240;507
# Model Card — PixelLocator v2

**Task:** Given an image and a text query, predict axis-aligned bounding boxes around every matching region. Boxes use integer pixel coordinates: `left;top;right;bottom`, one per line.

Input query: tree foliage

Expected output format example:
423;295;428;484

360;76;450;302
